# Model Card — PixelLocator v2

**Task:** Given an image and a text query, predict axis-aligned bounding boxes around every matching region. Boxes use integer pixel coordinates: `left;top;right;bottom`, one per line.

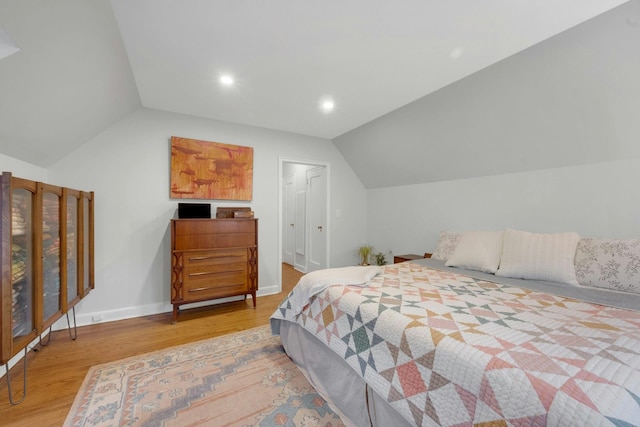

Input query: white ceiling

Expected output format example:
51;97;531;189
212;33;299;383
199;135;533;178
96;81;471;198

0;0;629;167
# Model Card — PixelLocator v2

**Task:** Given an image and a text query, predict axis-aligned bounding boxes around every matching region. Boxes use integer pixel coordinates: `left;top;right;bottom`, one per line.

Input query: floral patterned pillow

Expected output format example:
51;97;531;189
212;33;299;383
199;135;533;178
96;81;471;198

431;230;462;262
574;238;640;294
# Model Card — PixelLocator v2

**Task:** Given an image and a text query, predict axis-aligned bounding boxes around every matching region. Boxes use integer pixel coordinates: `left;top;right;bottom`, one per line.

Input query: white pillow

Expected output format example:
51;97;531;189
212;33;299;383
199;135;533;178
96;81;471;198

445;231;504;273
496;229;580;286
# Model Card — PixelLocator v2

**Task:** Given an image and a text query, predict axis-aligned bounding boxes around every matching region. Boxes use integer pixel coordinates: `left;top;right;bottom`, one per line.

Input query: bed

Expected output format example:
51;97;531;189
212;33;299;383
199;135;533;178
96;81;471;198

270;230;640;426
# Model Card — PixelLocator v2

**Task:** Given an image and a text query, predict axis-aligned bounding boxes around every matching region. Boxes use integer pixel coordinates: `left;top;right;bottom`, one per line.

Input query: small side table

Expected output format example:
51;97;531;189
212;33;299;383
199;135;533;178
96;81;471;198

393;253;432;263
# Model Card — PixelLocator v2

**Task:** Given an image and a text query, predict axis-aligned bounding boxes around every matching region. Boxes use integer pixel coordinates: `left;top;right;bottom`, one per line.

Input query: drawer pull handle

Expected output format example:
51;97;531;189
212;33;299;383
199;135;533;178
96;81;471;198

188;268;244;277
189;283;244;293
188;255;242;261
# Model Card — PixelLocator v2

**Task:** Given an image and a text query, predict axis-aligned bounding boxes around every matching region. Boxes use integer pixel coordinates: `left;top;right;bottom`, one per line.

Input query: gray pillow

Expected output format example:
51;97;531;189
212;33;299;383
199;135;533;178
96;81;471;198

431;230;461;262
574;237;640;294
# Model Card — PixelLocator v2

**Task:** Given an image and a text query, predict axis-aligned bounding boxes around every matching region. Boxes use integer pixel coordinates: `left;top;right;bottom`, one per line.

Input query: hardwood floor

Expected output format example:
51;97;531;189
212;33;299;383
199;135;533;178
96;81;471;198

0;264;303;427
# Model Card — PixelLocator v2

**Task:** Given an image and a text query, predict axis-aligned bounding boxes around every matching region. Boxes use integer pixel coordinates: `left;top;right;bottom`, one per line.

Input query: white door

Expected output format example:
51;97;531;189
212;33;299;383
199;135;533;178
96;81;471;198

306;166;327;272
294;190;307;272
282;174;295;265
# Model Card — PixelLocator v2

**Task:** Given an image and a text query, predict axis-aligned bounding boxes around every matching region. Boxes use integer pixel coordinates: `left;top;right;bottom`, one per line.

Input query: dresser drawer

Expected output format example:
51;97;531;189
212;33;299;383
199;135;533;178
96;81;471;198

175;233;255;250
183;270;248;302
174;219;256;236
173;219;257;251
184;262;247;280
183;249;247;267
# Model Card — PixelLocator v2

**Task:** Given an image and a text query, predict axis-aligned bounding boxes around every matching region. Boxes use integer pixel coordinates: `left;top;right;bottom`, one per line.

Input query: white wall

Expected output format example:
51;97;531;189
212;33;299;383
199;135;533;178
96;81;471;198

368;157;640;257
0;153;47;182
47;107;367;325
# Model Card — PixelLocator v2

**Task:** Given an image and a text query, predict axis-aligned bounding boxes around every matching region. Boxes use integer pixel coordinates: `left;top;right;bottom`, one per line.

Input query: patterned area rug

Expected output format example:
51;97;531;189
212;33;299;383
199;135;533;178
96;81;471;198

64;325;345;427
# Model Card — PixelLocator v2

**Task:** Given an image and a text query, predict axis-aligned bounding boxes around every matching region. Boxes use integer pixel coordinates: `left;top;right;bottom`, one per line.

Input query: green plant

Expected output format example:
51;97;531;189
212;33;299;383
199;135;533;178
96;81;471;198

357;245;374;265
373;252;386;266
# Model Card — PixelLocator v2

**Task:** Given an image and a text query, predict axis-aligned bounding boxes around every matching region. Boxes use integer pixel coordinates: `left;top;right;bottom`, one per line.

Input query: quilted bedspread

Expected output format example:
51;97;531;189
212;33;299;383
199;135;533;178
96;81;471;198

271;262;640;427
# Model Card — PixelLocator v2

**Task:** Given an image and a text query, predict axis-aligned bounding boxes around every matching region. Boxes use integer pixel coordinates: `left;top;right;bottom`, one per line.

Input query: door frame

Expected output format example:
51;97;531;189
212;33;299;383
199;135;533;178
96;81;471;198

278;157;331;292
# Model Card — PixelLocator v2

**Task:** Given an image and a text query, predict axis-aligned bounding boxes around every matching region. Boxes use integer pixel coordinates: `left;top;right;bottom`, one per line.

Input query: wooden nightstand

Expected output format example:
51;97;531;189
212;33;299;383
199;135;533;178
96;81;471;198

393;253;432;263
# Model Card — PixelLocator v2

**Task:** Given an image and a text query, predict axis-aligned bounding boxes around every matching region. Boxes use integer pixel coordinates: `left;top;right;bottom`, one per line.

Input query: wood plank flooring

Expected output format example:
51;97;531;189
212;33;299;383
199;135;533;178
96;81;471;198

0;264;303;427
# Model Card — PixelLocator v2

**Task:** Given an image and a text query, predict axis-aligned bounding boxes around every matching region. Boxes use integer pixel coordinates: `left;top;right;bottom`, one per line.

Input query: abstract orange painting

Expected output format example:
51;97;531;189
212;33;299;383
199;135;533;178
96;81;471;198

170;136;253;200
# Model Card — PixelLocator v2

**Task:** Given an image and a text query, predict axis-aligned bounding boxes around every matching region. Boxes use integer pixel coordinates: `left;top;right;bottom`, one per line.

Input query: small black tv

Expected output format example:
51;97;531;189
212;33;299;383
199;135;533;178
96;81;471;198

178;203;211;219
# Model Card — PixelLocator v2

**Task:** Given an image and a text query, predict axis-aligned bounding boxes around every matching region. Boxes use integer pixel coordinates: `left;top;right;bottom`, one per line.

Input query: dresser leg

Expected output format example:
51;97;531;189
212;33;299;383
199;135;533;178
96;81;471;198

252;291;257;308
172;305;178;324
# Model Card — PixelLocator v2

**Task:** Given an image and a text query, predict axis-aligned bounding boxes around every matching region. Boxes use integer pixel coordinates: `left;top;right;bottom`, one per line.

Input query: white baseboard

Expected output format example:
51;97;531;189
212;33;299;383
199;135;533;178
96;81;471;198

1;283;281;379
56;283;280;329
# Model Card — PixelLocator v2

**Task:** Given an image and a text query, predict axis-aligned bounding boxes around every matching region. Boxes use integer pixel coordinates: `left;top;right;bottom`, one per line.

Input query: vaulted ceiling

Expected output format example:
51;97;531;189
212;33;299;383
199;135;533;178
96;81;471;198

0;0;629;168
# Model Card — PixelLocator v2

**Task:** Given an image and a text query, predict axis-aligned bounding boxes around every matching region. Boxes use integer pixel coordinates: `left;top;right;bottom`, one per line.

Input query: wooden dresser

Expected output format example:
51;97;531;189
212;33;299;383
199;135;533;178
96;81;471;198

170;218;258;323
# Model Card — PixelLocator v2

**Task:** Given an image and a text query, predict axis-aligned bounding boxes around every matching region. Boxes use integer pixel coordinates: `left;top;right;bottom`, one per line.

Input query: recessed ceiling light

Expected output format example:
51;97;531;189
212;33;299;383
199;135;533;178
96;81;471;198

220;75;234;86
320;99;335;114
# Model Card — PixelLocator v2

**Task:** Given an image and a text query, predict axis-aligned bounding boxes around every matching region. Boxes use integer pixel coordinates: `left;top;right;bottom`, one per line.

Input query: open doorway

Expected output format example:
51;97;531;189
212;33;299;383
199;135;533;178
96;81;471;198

278;158;330;289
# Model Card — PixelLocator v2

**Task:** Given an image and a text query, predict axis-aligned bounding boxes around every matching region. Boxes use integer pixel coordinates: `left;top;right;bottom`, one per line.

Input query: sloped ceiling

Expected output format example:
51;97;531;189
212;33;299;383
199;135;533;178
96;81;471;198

335;0;640;188
0;0;140;167
0;0;629;168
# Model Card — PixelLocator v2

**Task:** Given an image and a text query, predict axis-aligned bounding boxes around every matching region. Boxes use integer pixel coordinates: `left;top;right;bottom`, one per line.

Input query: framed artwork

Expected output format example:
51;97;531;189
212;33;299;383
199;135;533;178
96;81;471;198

170;136;253;200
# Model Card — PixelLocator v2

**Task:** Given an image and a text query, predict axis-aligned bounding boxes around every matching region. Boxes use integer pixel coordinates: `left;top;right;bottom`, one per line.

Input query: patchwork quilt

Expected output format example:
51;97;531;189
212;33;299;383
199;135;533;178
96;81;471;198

271;262;640;427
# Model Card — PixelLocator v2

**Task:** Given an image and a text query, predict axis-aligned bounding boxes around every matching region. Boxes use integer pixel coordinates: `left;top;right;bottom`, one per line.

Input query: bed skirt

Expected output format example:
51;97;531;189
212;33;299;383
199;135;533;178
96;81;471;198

276;319;412;427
